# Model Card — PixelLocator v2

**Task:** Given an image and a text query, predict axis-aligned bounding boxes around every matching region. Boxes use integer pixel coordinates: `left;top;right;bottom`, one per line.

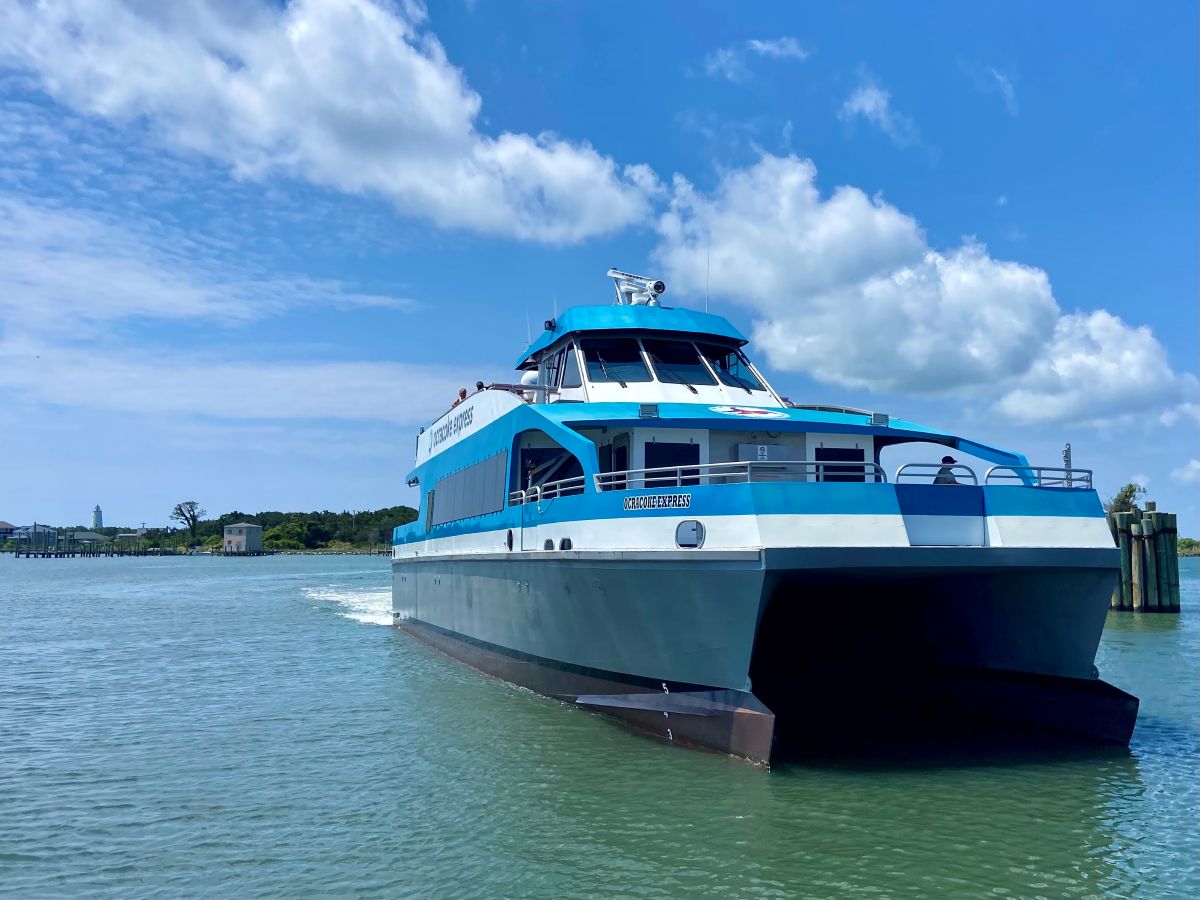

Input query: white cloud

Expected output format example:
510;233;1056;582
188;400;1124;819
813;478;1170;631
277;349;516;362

0;0;651;244
993;311;1195;427
746;38;809;61
0;195;407;339
652;154;1192;426
0;335;460;425
989;67;1019;116
839;81;919;148
1172;460;1200;485
703;37;808;83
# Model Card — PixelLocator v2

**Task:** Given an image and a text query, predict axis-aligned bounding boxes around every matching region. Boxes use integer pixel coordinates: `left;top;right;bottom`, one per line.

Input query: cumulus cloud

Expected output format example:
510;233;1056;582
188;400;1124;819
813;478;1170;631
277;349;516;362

1172;459;1200;485
839;81;919;147
703;36;808;83
0;0;651;243
653;154;1192;426
993;311;1194;426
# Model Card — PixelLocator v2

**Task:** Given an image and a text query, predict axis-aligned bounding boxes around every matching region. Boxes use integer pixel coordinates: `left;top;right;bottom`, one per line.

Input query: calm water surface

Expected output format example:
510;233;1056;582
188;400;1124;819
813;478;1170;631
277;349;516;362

2;555;1197;899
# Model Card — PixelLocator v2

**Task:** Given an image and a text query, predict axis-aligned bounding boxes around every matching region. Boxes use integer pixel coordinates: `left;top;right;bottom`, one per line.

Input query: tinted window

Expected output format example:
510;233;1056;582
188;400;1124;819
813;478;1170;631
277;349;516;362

642;339;717;385
645;441;701;486
430;451;509;526
697;343;764;391
560;344;582;388
814;447;866;483
580;338;651;383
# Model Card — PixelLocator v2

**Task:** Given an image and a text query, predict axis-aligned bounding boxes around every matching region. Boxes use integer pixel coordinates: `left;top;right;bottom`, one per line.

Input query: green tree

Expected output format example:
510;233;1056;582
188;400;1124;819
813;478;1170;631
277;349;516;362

169;500;207;538
1178;537;1199;556
1103;483;1145;517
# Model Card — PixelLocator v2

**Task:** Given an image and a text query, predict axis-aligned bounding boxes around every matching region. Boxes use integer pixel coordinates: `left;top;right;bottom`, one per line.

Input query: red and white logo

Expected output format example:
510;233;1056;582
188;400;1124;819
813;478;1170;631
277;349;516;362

709;405;788;419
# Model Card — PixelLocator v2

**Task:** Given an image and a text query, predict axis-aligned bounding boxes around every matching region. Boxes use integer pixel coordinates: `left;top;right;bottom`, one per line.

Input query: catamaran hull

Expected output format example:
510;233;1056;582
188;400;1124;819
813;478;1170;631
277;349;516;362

391;547;1137;763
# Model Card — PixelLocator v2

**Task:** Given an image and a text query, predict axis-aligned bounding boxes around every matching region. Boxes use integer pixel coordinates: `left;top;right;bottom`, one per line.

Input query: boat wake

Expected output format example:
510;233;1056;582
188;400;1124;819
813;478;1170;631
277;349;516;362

302;587;392;626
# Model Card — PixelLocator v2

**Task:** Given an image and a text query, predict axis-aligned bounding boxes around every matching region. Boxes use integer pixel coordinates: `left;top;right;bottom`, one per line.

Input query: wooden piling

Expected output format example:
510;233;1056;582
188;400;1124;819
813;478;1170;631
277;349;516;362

1141;514;1159;610
1130;522;1143;610
1115;512;1134;610
1106;513;1120;608
1152;511;1171;611
1165;513;1182;611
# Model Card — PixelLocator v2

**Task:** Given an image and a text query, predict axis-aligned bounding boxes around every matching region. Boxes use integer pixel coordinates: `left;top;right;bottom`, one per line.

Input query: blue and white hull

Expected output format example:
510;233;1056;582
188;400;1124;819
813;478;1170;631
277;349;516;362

394;484;1136;762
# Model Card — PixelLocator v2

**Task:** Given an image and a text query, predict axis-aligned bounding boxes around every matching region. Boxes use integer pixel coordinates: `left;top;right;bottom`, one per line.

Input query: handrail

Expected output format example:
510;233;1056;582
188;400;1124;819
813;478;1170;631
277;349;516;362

509;476;587;505
894;463;979;485
593;459;887;490
984;465;1093;489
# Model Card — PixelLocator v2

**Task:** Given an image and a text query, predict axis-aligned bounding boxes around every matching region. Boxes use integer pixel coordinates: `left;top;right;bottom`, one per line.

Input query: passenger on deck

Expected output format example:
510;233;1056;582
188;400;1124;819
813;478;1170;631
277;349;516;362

934;455;959;485
475;380;485;393
452;387;467;407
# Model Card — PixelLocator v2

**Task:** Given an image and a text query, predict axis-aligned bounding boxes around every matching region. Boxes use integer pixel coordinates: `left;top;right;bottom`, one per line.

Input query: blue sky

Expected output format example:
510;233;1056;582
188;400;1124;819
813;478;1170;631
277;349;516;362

1;0;1196;531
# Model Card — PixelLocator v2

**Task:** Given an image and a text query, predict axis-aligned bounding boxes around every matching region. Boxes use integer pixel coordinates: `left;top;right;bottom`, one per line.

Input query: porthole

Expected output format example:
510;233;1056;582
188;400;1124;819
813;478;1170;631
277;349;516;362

675;520;705;549
543;539;555;551
506;529;514;551
559;538;573;551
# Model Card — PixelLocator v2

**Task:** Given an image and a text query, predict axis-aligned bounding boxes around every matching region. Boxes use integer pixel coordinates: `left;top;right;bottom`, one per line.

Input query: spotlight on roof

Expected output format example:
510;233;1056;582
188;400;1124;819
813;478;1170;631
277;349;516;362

607;268;666;306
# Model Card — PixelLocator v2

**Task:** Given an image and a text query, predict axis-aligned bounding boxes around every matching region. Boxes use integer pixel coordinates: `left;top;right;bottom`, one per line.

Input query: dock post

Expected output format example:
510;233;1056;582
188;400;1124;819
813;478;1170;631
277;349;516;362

1130;522;1143;610
1106;513;1120;608
1115;512;1134;610
1141;514;1160;610
1165;513;1181;611
1152;512;1171;611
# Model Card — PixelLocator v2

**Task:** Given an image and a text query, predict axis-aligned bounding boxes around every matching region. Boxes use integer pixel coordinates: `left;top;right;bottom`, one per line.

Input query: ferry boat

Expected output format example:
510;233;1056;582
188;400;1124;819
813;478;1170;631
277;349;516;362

392;269;1137;763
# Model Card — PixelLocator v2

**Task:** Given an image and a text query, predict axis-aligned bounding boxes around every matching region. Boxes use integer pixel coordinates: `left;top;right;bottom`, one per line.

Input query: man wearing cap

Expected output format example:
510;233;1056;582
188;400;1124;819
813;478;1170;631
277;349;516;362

934;455;960;485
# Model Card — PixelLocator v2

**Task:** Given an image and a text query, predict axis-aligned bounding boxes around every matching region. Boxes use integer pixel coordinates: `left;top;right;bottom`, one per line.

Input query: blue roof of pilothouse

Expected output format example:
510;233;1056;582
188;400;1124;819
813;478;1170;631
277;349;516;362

517;303;747;368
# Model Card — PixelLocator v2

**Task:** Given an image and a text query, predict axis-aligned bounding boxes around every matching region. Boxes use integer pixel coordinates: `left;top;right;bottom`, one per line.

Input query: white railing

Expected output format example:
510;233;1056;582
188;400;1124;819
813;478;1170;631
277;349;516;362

508;475;588;506
506;460;1094;505
593;460;888;491
984;465;1093;489
894;463;979;485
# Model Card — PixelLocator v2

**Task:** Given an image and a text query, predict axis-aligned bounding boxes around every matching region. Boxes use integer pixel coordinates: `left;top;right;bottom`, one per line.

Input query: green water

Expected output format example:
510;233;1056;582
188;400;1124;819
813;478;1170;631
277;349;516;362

2;555;1197;899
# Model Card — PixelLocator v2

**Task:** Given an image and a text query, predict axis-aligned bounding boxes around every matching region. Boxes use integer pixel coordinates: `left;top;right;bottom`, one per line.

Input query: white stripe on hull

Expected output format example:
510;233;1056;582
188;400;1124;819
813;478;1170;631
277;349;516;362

394;513;1114;558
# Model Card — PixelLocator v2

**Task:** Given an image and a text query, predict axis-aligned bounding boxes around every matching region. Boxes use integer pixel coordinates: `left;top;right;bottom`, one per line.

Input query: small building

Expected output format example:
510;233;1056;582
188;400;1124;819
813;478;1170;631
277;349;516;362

68;530;107;545
0;520;14;540
223;522;263;554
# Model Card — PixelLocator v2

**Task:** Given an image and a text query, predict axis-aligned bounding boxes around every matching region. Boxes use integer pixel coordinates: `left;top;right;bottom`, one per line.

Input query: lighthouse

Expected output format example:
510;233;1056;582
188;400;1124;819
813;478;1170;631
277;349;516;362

92;505;103;529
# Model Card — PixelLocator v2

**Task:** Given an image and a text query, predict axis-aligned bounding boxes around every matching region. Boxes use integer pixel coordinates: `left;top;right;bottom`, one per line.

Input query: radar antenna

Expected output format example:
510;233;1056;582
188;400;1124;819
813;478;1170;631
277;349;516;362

607;268;666;307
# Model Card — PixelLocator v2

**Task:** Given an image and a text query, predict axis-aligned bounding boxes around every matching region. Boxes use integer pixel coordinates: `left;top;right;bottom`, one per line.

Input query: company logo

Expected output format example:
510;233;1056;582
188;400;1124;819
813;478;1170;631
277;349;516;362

708;405;788;419
427;406;474;452
623;493;692;511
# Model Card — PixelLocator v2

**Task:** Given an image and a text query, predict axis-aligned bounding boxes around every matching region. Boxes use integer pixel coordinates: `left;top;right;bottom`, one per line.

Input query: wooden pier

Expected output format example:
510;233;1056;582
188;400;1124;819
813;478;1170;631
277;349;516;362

1108;502;1182;612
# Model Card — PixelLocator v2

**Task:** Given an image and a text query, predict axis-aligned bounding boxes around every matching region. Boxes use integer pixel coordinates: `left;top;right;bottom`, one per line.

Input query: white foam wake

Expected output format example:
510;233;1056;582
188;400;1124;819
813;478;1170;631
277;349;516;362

302;587;393;626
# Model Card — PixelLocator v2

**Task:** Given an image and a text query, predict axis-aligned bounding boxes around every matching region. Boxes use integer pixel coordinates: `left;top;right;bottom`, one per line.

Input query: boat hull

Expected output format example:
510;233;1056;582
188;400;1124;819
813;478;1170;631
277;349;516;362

392;546;1137;763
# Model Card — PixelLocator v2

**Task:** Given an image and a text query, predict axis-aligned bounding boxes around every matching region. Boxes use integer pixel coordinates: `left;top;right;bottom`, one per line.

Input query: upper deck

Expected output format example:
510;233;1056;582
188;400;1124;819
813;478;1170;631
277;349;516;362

404;270;1101;533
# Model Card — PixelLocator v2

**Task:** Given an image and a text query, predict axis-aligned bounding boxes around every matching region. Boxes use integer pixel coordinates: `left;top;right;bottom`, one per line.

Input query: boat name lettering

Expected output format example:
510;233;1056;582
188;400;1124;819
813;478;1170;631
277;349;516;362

428;407;474;451
623;494;692;511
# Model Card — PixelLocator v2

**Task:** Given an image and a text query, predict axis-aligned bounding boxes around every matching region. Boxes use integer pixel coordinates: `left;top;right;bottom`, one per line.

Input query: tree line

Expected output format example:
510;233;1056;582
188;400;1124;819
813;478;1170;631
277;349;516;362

179;505;419;550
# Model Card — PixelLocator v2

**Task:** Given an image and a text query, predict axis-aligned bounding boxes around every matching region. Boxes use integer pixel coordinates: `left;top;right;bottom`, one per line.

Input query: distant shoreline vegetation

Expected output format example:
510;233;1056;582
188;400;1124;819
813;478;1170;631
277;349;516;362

4;506;418;553
191;507;419;551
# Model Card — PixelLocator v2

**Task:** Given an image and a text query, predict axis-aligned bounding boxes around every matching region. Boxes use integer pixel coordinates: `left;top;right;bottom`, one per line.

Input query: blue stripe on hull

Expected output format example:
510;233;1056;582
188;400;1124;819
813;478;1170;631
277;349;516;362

395;481;1107;545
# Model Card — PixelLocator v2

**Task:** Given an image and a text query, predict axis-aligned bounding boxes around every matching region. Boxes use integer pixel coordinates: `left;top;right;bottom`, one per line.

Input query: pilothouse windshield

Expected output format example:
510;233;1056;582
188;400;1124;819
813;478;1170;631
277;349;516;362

580;338;652;385
698;343;765;392
642;339;716;391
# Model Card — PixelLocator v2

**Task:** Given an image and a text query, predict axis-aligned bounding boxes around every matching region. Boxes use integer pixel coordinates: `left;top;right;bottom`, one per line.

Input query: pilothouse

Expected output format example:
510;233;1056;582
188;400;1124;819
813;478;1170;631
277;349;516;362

392;268;1137;764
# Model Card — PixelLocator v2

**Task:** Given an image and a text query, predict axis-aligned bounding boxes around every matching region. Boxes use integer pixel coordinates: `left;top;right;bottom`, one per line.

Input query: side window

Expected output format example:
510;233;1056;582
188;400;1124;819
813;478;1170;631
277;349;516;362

543;350;563;387
560;343;582;388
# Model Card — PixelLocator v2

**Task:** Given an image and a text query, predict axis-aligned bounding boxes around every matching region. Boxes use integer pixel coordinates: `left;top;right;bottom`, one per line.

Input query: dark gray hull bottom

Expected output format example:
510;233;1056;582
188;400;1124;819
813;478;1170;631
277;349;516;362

393;548;1139;764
